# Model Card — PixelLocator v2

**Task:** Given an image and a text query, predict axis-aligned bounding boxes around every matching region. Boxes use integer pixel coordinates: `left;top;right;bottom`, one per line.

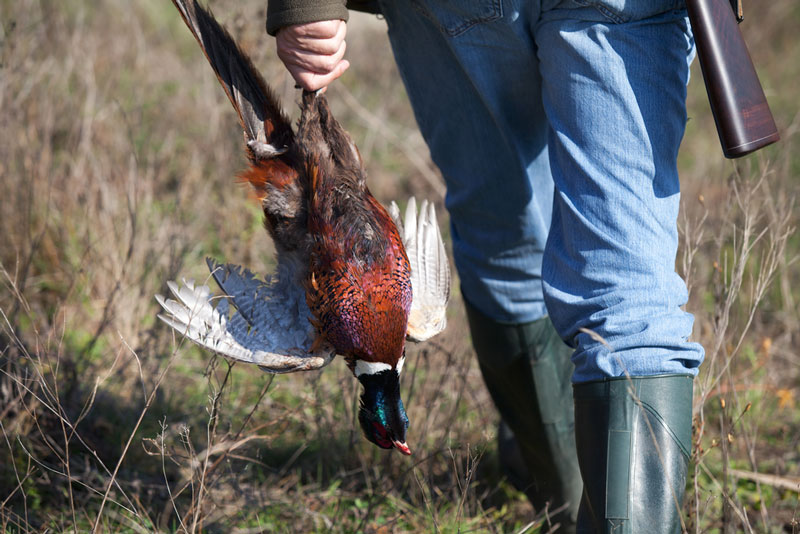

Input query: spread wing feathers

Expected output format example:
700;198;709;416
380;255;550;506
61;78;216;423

389;198;451;342
171;0;292;159
156;260;335;373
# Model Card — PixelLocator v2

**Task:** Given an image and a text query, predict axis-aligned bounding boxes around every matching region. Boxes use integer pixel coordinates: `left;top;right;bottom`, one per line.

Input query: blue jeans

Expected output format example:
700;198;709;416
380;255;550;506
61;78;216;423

377;0;704;382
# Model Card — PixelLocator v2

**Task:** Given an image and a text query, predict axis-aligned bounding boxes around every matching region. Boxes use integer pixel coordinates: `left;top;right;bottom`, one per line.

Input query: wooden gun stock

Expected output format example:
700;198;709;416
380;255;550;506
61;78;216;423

686;0;779;158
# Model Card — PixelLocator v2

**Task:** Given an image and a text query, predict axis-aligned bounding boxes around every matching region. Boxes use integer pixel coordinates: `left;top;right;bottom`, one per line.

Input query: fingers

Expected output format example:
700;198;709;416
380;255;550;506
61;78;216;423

276;20;350;92
280;19;346;55
286;60;350;93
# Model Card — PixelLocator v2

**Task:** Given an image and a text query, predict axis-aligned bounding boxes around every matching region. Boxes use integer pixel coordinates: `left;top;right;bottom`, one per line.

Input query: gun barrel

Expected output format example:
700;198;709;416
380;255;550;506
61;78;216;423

687;0;779;158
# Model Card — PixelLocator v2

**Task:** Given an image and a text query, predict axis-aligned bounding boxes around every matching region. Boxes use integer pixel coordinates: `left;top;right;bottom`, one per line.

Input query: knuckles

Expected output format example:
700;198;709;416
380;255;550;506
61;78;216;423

276;21;348;91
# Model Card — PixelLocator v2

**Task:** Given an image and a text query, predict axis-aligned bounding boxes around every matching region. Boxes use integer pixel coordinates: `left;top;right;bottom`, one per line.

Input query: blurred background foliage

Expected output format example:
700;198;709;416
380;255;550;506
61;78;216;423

0;0;798;532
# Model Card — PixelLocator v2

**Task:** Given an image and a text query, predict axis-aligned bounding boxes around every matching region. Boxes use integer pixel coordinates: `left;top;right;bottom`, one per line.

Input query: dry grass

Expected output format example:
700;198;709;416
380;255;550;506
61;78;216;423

1;0;798;532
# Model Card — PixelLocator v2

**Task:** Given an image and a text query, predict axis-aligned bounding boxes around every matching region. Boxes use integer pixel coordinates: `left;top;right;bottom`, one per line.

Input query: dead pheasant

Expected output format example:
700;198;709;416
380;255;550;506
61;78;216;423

157;0;450;455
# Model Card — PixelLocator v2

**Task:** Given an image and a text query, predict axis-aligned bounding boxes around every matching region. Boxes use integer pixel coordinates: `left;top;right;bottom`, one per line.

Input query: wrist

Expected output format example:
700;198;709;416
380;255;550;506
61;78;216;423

266;0;348;36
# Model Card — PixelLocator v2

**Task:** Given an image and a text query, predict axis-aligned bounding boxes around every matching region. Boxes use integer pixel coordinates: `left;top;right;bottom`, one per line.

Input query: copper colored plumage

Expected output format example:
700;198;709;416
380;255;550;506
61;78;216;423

298;94;413;374
159;0;450;455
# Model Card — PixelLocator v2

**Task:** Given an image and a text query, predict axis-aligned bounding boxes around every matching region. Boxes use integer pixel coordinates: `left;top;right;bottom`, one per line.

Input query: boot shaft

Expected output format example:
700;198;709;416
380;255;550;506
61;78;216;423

574;374;693;534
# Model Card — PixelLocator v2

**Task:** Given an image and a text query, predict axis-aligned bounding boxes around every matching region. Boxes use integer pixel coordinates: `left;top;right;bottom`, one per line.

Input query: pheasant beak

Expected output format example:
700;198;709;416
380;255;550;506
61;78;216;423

393;440;412;456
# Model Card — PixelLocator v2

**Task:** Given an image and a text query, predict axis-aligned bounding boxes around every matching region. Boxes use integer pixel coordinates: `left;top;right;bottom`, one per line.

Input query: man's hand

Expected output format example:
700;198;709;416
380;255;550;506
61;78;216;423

276;20;349;92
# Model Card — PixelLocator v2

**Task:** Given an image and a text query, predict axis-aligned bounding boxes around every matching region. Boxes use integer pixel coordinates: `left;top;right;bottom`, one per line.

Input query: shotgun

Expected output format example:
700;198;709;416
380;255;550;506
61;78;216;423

686;0;780;158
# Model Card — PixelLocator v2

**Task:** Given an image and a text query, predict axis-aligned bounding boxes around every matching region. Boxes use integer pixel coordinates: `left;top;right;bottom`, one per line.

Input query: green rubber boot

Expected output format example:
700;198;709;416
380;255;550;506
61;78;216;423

573;374;694;534
465;301;582;533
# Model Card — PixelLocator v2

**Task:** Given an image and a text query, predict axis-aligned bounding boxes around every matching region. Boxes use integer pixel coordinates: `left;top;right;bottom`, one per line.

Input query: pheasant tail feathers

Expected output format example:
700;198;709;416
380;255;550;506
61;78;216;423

170;0;292;157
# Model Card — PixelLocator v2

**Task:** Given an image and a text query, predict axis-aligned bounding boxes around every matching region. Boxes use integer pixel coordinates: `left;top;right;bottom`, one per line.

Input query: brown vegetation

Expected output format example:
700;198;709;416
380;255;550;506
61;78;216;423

1;0;798;532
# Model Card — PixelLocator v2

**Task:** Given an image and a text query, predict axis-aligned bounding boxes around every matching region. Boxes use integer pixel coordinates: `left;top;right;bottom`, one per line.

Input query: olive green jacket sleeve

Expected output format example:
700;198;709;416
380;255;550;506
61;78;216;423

266;0;381;35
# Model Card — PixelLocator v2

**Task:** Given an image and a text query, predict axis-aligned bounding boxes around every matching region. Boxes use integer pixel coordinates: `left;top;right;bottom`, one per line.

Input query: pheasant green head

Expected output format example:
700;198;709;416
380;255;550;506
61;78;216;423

356;360;410;455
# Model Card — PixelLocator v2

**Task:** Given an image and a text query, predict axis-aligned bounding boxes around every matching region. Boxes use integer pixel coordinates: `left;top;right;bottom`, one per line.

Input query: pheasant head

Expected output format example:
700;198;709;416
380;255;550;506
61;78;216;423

357;363;411;454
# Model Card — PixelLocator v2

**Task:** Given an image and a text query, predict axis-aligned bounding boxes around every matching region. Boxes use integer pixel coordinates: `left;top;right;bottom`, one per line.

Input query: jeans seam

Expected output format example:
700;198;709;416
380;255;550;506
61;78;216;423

410;0;504;37
571;0;627;24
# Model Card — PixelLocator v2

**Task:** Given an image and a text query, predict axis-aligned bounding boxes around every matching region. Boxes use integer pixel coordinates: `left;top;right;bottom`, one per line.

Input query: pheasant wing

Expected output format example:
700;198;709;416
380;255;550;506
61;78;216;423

390;198;451;342
156;261;334;373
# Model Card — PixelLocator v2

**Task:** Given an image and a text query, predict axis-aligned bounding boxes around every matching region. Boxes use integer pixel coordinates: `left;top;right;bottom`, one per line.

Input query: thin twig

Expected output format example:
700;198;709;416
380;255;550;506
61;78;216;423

91;341;179;532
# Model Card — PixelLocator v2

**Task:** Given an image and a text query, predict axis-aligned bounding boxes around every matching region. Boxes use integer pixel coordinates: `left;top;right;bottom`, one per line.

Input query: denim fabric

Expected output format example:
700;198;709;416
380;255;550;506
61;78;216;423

377;0;704;381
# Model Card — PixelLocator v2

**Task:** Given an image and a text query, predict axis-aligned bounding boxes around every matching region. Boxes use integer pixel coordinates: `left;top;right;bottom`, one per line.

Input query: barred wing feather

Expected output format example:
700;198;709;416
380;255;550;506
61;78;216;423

157;196;449;369
156;260;334;373
389;198;451;342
